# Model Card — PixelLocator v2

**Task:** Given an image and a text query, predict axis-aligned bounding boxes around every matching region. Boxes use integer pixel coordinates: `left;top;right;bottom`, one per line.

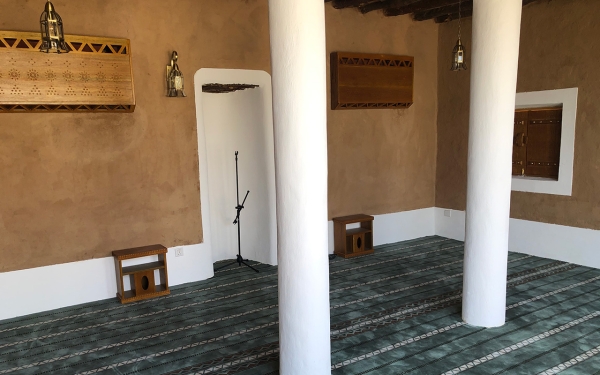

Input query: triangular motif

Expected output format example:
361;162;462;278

3;38;17;47
70;42;83;51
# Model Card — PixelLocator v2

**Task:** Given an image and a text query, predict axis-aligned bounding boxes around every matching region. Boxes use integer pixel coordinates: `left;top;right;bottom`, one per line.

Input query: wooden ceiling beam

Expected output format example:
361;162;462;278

330;0;373;9
328;0;543;21
359;0;421;14
383;0;459;17
434;9;472;23
432;0;540;22
413;1;472;21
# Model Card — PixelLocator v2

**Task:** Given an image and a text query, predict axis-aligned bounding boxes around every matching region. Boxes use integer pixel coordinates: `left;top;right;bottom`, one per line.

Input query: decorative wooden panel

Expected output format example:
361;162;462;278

0;31;135;113
331;52;414;110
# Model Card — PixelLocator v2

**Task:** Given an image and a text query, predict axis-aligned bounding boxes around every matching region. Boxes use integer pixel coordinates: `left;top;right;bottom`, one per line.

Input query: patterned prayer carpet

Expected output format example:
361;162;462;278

2;236;600;374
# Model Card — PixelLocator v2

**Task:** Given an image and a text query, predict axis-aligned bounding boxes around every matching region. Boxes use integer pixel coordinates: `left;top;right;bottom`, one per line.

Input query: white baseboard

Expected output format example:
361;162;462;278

434;208;467;241
4;206;600;321
508;218;600;269
328;208;436;253
435;207;600;269
0;243;213;321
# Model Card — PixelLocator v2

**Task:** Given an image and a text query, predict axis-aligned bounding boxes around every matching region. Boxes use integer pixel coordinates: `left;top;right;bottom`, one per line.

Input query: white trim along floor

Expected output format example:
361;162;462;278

2;207;599;320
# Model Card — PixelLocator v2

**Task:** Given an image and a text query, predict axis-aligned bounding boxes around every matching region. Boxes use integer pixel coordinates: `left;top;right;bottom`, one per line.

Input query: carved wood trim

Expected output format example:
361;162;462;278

0;104;135;113
0;31;135;113
338;56;413;68
331;51;414;110
202;83;259;93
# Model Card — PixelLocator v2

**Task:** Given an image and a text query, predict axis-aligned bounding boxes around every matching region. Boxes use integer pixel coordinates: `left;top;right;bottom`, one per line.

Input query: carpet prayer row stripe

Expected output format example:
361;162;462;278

443;311;600;375
330;269;599;361
0;239;453;335
329;267;599;372
348;294;600;375
1;236;600;375
0;243;469;351
140;256;577;374
538;343;600;374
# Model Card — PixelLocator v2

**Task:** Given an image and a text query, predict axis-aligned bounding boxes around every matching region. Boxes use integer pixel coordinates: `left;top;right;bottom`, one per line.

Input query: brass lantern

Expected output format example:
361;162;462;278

39;0;68;54
166;52;186;97
451;0;467;71
451;38;467;71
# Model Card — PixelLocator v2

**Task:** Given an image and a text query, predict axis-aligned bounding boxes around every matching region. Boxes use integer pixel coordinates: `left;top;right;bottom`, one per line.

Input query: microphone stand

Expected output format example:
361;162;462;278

215;151;259;273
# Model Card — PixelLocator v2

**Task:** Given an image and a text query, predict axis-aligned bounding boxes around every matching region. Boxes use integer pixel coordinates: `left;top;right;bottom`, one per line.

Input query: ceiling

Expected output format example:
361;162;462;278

325;0;541;23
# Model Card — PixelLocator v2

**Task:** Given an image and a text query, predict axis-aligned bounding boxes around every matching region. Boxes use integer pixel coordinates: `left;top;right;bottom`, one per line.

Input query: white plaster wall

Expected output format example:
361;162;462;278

435;208;600;269
194;69;277;266
0;243;212;321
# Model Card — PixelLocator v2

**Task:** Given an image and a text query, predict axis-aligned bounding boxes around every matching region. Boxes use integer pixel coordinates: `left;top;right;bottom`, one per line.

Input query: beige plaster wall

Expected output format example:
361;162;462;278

0;0;271;272
0;1;439;272
436;0;600;230
326;4;439;219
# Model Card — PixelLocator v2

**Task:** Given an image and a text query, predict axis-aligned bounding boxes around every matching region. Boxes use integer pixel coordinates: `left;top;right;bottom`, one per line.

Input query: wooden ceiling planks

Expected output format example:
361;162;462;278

326;0;542;22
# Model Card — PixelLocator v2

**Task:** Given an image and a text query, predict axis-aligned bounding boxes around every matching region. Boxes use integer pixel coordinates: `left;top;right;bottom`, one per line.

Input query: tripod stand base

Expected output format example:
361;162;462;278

214;254;260;273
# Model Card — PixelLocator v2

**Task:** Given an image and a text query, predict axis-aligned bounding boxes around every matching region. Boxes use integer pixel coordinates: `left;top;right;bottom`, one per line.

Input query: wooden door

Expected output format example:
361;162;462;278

512;111;528;176
525;108;562;179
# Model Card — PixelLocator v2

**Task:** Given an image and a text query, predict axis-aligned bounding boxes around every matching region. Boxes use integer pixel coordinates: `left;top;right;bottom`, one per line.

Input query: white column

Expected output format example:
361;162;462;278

463;0;523;328
267;1;331;374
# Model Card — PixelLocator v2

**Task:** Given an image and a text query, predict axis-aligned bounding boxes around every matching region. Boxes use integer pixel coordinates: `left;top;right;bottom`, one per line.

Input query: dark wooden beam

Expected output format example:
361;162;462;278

359;0;421;14
330;0;373;9
522;0;541;8
432;0;540;22
413;1;472;21
383;0;459;17
434;9;472;23
202;84;259;94
328;0;544;21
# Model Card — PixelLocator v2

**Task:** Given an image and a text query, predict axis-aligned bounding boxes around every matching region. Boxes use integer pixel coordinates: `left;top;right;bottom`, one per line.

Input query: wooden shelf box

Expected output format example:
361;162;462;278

333;214;374;258
112;244;170;304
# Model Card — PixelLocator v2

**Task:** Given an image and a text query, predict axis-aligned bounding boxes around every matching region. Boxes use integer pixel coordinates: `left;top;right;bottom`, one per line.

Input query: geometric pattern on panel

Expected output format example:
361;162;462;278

0;30;135;113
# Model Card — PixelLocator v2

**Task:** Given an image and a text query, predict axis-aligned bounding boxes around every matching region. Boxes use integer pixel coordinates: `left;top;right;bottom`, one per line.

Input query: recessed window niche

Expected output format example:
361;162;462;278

512;88;578;196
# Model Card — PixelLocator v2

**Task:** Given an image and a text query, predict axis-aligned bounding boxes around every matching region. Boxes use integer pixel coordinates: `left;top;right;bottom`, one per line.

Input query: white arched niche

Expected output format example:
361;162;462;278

194;68;277;266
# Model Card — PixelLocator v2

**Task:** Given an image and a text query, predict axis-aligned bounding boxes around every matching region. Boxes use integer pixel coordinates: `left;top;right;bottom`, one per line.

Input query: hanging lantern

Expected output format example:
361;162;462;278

39;0;68;54
451;0;467;71
166;51;186;97
451;38;467;71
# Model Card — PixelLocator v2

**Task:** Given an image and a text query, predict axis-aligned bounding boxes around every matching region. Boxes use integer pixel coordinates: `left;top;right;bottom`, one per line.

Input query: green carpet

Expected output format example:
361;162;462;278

1;236;600;374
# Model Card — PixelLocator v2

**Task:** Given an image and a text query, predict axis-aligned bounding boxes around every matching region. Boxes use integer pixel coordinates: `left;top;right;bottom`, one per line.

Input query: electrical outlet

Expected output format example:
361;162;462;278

175;247;184;257
444;209;452;218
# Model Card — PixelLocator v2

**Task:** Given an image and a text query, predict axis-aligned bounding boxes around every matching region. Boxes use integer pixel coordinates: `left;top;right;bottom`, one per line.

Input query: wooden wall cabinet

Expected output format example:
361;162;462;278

0;31;135;113
331;51;414;110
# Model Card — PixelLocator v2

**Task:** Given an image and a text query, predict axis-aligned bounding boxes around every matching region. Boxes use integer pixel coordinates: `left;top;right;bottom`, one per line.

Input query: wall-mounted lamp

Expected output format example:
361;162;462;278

451;0;467;71
166;51;186;97
39;0;68;53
